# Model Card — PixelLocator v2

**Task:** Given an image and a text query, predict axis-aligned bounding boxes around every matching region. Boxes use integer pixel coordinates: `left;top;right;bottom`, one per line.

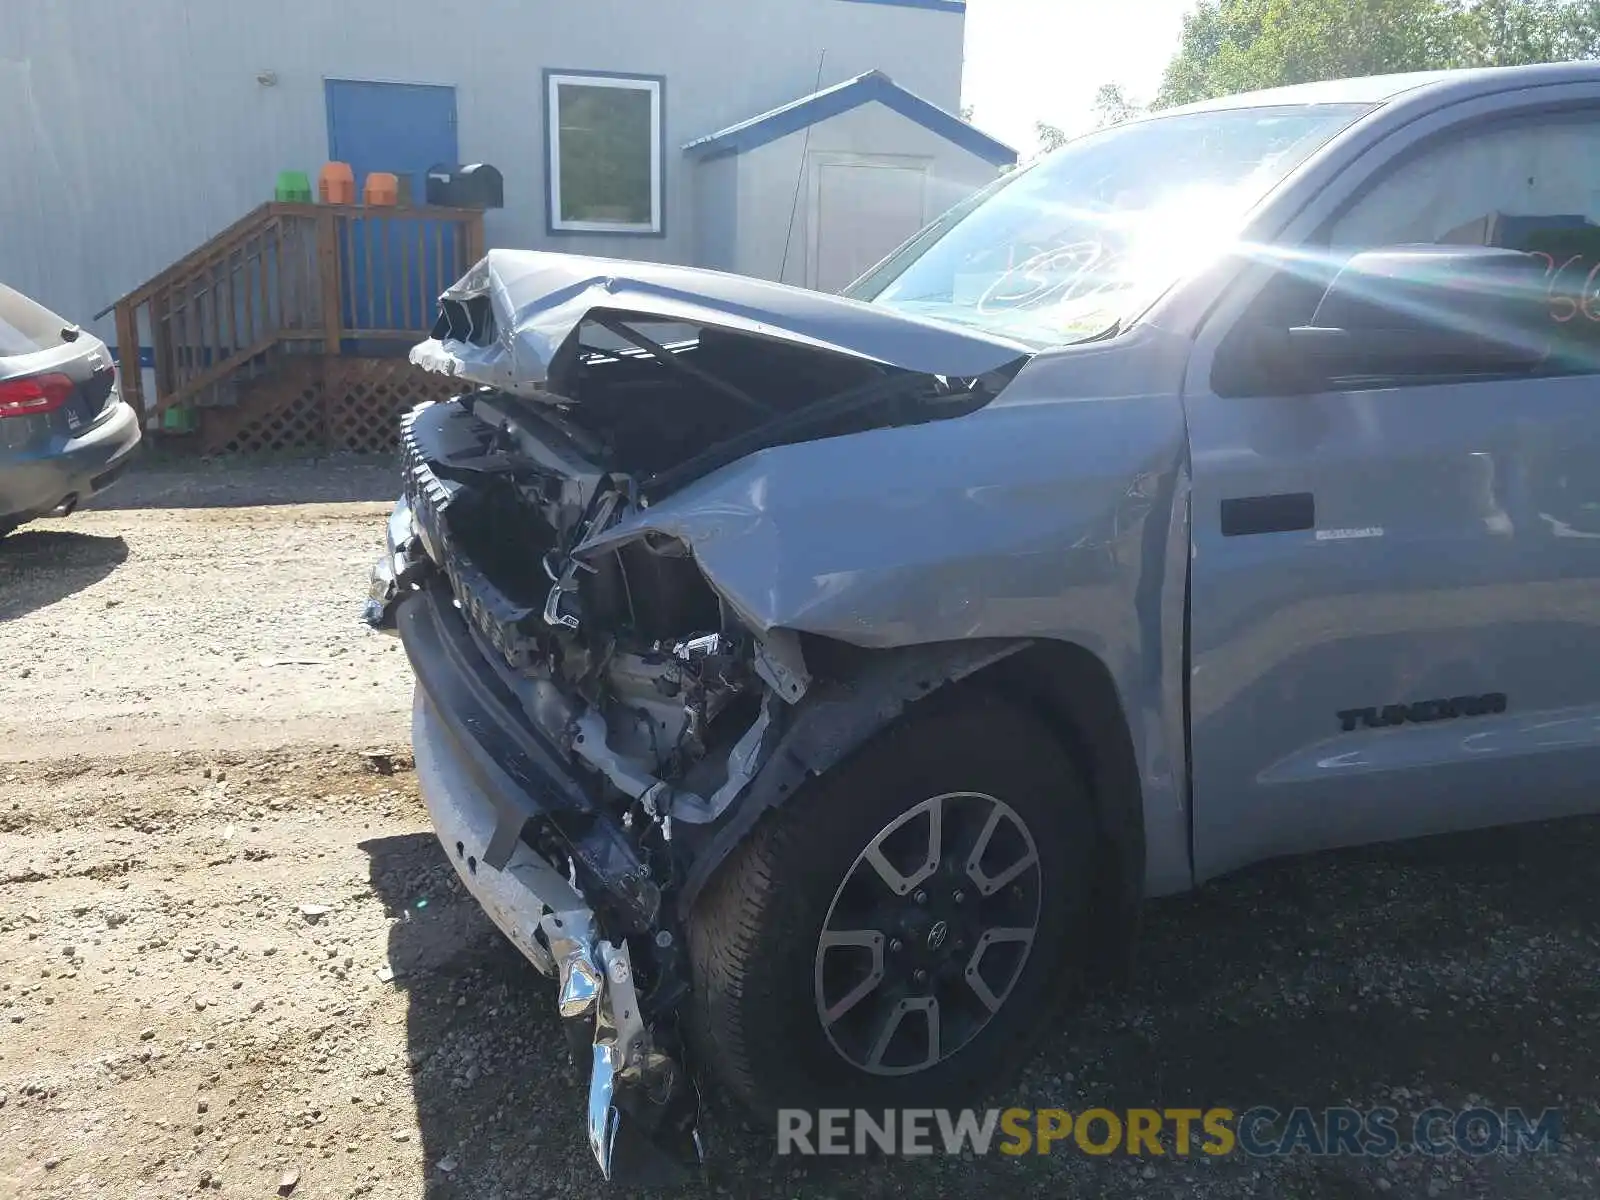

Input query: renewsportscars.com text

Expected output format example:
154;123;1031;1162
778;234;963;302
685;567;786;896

777;1106;1562;1158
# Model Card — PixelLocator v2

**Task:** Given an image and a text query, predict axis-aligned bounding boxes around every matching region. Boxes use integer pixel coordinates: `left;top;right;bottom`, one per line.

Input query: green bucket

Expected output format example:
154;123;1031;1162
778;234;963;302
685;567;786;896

161;406;196;434
275;170;312;203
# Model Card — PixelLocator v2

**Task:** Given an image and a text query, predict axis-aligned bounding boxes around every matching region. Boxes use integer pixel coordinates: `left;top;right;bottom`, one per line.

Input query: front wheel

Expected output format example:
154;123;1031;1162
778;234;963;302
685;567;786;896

687;694;1095;1115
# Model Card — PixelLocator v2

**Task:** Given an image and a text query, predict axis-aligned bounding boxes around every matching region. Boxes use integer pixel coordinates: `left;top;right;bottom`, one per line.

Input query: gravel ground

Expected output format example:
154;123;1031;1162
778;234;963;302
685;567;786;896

2;460;1599;1199
0;460;408;761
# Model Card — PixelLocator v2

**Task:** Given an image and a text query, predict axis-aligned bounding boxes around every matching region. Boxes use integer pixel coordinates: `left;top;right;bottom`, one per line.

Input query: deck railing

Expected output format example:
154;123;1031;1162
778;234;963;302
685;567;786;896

106;202;485;419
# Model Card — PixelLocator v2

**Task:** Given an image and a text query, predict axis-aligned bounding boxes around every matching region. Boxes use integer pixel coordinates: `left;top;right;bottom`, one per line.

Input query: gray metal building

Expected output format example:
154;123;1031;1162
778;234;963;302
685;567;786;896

0;0;1014;346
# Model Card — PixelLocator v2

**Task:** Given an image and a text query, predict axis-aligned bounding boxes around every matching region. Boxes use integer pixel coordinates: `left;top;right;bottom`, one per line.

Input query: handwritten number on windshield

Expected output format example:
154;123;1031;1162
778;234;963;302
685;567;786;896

977;242;1121;320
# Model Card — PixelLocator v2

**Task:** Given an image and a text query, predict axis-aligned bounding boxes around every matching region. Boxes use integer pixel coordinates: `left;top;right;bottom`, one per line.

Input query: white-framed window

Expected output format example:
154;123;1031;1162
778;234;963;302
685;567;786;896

546;72;664;235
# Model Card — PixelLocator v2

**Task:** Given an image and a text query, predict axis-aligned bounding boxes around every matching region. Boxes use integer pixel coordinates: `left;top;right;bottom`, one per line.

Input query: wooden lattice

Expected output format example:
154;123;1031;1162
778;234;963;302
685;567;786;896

200;359;326;456
195;356;458;456
325;359;458;455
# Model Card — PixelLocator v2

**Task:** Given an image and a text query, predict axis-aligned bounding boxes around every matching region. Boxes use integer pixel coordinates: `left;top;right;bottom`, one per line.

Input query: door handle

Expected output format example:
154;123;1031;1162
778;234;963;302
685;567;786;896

1221;493;1315;537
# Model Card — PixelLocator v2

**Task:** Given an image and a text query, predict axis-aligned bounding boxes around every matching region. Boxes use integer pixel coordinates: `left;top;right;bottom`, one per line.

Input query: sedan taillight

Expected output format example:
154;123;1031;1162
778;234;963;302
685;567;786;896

0;373;74;418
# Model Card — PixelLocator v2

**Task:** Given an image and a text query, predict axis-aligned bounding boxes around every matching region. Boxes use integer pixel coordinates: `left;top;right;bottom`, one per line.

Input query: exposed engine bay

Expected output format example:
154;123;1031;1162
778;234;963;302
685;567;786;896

404;304;1012;862
366;250;1031;1183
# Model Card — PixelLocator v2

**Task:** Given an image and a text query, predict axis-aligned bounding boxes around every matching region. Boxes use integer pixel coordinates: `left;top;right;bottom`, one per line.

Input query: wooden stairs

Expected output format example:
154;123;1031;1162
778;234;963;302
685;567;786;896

105;202;485;455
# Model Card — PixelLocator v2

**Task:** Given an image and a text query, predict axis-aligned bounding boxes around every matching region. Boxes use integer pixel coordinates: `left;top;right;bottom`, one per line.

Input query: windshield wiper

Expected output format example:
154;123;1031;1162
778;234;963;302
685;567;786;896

1075;317;1123;344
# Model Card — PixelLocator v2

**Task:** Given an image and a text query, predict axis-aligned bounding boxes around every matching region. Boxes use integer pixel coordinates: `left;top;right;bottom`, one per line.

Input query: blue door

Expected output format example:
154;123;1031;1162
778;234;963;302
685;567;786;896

325;80;461;337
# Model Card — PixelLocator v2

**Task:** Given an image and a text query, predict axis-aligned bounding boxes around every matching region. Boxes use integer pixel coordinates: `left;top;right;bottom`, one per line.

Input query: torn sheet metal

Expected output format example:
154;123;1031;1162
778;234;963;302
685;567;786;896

408;249;1032;395
574;361;1192;649
676;639;1032;915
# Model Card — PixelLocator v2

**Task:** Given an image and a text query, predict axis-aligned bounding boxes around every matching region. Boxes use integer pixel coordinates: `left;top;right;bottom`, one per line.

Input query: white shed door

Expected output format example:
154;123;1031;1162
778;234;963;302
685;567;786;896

810;159;928;294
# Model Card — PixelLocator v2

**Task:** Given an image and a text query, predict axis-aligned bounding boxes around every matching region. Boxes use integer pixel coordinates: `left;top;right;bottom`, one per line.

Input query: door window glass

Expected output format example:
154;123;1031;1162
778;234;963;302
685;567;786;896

1329;114;1600;251
0;283;69;356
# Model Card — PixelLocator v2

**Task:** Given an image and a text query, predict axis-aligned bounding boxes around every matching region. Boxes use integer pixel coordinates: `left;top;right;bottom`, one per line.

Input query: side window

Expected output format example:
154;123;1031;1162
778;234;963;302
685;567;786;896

1214;109;1600;397
1332;111;1600;374
1327;112;1600;253
0;283;70;357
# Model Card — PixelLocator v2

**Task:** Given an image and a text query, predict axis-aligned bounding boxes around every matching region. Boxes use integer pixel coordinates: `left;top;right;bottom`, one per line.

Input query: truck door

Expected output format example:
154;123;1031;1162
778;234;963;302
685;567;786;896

1182;98;1600;882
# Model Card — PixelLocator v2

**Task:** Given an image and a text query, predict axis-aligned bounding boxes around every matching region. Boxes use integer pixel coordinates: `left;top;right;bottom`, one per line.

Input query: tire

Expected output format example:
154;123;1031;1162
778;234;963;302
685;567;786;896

687;692;1095;1116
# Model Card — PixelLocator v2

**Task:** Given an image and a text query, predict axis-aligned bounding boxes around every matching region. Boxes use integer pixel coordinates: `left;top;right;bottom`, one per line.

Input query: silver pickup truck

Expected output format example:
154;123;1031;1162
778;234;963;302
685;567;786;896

366;62;1600;1182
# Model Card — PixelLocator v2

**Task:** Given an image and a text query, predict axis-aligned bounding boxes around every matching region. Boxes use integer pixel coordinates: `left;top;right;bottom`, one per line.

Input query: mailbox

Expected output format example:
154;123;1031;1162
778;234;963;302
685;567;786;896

426;163;504;209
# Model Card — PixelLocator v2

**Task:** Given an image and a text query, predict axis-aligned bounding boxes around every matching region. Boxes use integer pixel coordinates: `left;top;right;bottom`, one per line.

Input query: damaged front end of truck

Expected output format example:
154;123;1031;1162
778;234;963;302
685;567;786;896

364;250;1033;1183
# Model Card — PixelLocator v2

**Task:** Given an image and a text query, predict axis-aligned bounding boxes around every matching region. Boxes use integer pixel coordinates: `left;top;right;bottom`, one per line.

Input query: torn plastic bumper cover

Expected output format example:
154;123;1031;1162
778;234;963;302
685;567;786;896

397;587;699;1183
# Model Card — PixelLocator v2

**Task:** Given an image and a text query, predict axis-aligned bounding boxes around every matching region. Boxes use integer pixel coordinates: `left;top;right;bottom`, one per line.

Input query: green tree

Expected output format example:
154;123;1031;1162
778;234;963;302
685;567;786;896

1035;120;1070;154
1091;82;1145;126
1460;0;1600;62
1155;0;1600;108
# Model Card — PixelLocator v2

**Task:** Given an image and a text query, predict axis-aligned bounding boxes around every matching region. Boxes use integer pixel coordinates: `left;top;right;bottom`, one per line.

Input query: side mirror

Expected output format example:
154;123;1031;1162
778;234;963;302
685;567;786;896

1225;245;1564;395
1289;245;1552;382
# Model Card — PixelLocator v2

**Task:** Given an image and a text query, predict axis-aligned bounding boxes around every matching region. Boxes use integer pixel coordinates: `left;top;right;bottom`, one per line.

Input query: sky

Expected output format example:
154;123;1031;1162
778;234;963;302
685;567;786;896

960;0;1195;154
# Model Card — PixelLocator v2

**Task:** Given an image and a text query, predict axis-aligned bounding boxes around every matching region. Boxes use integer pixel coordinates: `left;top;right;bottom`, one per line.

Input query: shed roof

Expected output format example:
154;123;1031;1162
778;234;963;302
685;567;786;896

682;70;1016;167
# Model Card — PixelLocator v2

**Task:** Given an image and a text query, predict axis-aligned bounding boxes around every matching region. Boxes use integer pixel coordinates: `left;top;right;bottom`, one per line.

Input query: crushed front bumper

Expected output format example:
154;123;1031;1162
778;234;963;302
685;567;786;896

388;577;700;1183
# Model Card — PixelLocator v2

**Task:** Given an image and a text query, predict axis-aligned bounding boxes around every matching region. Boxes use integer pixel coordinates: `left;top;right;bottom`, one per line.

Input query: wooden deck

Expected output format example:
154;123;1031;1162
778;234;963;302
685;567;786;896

108;202;484;453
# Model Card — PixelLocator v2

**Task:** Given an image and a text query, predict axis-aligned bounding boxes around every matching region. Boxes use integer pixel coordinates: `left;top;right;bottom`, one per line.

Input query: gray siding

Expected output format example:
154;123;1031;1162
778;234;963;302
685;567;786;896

732;103;1001;287
0;0;965;335
693;155;741;272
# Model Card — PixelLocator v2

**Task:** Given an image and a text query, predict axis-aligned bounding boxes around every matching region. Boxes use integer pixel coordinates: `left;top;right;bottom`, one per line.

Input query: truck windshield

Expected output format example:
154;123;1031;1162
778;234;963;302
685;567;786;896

847;103;1370;347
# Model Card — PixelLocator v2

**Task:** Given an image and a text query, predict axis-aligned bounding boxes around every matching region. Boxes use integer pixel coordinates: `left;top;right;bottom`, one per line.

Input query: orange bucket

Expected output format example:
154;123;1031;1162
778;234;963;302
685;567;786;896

363;172;399;207
318;162;355;205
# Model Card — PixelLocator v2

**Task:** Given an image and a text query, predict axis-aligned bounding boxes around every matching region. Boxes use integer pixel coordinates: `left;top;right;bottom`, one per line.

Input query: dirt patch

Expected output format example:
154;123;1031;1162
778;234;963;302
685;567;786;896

0;494;412;761
2;464;1598;1199
0;747;447;1200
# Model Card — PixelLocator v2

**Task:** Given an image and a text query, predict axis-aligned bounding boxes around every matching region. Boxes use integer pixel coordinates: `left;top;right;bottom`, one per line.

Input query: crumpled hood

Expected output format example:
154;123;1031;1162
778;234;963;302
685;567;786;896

409;249;1032;393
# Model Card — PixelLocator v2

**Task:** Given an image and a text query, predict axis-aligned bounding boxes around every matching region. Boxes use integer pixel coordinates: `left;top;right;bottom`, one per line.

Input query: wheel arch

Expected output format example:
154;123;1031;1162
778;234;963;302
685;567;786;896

963;639;1146;985
678;634;1145;981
